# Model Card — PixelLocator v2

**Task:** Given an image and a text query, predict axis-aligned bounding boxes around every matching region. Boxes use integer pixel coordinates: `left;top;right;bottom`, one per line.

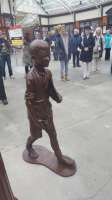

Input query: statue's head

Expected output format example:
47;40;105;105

30;39;50;69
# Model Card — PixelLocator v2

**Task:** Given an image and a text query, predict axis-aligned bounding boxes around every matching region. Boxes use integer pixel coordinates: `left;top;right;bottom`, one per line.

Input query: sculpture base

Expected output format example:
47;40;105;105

23;145;77;177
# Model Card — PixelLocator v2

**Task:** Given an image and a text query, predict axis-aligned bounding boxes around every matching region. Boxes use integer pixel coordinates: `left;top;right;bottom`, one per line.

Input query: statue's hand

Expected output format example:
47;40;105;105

57;94;63;103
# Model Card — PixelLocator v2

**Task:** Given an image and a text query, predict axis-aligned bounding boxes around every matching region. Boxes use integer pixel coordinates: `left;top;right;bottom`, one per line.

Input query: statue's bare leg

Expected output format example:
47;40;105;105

26;136;39;159
47;123;75;167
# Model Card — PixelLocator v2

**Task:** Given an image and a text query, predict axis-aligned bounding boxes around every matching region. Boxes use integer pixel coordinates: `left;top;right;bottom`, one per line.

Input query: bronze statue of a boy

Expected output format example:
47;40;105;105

25;39;74;167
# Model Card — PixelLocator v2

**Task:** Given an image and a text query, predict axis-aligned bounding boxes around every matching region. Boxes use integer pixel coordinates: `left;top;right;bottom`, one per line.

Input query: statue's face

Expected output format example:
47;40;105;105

31;41;50;68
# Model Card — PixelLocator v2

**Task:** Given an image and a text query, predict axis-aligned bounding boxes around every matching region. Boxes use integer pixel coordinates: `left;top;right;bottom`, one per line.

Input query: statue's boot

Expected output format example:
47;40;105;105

50;132;75;167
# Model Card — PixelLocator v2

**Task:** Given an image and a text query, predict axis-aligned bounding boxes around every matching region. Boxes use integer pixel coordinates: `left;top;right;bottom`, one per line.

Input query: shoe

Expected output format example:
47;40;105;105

65;75;70;81
10;75;15;79
61;75;64;81
83;77;87;80
77;64;81;67
2;99;8;105
94;68;98;72
86;76;90;79
73;65;76;68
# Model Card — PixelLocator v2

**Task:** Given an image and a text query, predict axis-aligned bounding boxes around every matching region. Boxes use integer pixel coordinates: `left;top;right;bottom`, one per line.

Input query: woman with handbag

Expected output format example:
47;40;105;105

80;26;95;80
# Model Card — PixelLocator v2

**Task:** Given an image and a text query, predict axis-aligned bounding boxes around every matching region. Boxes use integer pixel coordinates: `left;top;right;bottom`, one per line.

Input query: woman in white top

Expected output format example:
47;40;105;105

93;27;104;71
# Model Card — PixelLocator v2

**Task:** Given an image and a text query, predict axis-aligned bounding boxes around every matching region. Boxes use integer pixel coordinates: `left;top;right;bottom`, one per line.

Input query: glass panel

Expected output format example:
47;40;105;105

109;16;112;25
16;0;110;15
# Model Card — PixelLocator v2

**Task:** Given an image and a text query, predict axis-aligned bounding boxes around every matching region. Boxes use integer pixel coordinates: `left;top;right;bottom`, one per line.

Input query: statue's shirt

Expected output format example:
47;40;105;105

25;67;61;137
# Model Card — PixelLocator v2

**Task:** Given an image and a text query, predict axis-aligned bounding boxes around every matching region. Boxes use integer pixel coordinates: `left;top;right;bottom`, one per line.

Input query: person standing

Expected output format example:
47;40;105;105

93;27;104;71
45;31;52;46
69;28;81;68
0;55;8;105
23;32;32;75
0;32;14;79
104;30;112;60
56;25;71;81
80;26;95;80
53;27;60;61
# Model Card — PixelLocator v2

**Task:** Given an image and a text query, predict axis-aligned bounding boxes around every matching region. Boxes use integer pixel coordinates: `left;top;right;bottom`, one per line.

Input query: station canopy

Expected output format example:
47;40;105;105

16;0;110;15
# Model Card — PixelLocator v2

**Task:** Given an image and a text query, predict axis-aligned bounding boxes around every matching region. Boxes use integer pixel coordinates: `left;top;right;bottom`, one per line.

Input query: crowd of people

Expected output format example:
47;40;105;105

22;25;112;81
0;25;112;106
45;25;112;81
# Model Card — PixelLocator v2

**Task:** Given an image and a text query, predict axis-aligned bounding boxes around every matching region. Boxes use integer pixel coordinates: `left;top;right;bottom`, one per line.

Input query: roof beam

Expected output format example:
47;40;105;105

34;0;48;14
56;0;73;13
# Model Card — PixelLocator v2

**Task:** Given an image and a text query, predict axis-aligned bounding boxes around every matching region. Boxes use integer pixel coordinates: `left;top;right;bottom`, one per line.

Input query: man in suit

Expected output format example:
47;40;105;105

69;28;81;68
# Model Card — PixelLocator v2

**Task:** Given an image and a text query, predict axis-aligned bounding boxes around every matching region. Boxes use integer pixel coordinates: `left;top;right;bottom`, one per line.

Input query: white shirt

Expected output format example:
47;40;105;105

61;33;69;56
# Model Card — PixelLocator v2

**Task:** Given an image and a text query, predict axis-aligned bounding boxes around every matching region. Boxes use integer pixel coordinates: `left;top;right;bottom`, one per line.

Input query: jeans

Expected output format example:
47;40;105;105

60;60;68;76
105;48;111;60
2;54;13;78
73;51;80;66
0;63;7;100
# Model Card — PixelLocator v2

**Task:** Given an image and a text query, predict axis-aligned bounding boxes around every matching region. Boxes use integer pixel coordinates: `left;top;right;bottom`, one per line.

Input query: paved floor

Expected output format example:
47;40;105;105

0;52;112;200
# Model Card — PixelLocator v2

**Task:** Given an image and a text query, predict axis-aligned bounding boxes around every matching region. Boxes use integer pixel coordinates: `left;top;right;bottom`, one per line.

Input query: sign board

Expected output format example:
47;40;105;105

9;25;23;46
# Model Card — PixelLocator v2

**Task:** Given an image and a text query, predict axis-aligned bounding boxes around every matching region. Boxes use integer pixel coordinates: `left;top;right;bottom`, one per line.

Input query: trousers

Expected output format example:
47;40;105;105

60;60;68;76
0;68;7;100
2;54;13;78
105;48;111;60
82;62;91;78
73;51;80;66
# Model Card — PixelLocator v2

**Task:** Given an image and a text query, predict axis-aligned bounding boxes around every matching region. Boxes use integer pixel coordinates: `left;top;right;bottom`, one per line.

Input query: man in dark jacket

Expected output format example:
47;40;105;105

0;32;14;79
69;28;81;67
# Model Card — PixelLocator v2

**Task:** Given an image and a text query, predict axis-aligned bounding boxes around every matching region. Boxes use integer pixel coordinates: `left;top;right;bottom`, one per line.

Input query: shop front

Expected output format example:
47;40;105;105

106;8;112;30
80;18;100;32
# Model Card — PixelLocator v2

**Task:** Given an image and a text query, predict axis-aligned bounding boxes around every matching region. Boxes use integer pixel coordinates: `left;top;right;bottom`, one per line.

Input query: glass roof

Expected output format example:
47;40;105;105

16;0;111;15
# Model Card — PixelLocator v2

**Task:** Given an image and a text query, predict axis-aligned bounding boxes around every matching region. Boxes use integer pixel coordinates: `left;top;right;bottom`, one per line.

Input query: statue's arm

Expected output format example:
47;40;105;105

48;73;62;103
25;76;40;125
25;76;35;106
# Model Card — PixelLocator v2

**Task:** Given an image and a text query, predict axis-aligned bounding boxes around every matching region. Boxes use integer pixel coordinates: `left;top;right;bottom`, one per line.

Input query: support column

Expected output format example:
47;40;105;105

48;16;50;31
8;0;14;26
0;153;18;200
74;11;76;23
